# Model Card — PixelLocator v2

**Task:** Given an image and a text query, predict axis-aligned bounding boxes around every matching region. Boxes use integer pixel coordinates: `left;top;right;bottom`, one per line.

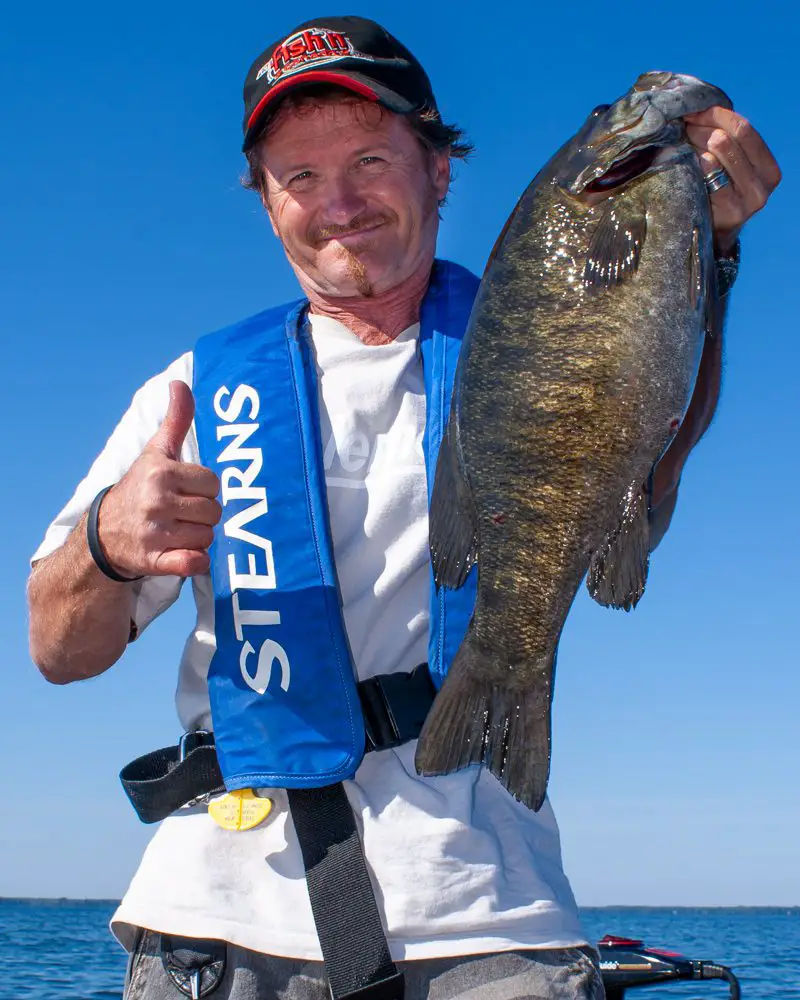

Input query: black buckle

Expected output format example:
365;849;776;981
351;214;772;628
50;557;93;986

160;934;227;998
178;729;213;762
359;665;436;752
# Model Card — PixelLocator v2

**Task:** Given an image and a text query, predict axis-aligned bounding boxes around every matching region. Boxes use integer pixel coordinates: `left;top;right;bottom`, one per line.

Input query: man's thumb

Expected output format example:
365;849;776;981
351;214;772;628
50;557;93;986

152;380;195;459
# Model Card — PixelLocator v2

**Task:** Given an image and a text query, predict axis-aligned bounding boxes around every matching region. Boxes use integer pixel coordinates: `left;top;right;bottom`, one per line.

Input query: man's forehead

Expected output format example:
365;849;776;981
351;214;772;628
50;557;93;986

262;95;407;152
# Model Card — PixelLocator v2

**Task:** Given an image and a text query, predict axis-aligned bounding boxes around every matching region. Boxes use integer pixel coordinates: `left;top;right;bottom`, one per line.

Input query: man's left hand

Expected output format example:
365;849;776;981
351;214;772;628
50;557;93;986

684;107;781;255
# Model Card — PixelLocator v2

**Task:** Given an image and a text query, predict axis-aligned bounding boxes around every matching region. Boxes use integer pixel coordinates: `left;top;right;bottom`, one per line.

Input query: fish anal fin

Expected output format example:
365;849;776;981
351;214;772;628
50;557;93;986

587;479;651;610
429;414;478;590
583;201;647;291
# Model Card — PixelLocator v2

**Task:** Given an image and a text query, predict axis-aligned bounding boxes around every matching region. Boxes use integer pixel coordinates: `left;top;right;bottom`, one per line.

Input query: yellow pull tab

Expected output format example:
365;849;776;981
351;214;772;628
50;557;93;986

208;789;273;831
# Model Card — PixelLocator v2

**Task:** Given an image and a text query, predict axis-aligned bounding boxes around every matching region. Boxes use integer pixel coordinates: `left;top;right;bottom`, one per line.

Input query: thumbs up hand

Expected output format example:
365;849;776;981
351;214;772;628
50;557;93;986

148;377;198;461
95;381;222;578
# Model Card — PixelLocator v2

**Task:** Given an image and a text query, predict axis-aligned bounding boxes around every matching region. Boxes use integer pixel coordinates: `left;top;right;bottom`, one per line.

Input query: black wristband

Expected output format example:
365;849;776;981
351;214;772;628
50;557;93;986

86;486;143;583
715;238;740;298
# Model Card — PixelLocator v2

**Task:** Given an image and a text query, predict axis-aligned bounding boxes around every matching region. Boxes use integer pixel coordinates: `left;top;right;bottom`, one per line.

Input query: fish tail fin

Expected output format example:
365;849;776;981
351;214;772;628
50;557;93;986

415;635;554;812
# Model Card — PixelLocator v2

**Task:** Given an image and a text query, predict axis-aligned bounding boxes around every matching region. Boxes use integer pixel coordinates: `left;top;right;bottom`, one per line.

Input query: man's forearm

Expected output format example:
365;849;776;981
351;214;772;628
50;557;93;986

652;294;727;506
29;380;220;684
28;515;135;684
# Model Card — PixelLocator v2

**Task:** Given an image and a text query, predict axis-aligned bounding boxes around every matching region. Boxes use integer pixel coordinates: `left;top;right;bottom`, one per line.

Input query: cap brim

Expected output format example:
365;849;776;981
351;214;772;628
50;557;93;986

242;70;416;151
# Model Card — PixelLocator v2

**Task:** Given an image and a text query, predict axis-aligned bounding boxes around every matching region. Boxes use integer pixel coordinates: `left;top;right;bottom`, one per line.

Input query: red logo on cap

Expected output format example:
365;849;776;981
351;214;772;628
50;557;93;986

257;28;370;85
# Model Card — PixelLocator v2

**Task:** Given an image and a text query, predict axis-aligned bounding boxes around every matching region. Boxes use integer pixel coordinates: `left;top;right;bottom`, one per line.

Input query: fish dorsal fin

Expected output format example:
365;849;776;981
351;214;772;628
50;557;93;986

484;191;527;275
587;478;651;610
584;200;647;290
429;410;478;590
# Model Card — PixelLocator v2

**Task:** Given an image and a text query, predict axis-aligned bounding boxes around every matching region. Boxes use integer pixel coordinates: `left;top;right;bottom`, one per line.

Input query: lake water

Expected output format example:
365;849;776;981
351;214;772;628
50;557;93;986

1;899;798;999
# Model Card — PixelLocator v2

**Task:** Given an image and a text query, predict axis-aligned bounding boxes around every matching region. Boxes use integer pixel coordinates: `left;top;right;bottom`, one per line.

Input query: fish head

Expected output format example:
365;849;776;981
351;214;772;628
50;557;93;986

554;72;733;200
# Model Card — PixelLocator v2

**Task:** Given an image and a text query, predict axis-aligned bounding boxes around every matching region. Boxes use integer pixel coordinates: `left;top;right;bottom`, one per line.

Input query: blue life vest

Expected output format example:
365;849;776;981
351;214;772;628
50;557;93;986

192;259;479;791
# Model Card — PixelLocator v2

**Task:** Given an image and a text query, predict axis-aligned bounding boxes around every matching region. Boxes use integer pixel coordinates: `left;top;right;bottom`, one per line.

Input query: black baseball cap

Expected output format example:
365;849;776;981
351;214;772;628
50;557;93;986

242;16;439;152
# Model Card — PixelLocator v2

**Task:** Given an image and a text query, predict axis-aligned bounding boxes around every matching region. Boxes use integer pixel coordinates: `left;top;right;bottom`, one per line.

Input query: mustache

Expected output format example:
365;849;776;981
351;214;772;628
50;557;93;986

312;213;392;243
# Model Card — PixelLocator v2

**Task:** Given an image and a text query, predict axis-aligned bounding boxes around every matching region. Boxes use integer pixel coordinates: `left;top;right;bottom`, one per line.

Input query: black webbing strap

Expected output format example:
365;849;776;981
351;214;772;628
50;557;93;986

120;732;224;825
288;784;404;1000
120;665;436;825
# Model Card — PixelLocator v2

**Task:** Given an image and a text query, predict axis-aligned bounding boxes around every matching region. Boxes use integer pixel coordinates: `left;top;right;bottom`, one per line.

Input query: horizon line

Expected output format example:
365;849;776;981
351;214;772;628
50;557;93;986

2;897;799;910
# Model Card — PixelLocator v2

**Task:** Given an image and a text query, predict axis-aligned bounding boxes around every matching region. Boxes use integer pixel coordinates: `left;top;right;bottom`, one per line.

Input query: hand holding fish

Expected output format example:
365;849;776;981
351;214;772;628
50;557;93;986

685;106;782;254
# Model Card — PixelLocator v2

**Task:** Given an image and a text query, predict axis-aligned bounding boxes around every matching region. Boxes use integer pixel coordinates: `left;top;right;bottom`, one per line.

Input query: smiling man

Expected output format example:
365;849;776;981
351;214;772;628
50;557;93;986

259;94;448;310
27;15;780;1000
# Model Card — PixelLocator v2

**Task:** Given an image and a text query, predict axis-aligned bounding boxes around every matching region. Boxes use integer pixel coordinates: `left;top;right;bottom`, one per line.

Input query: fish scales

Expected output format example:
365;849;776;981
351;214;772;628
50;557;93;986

417;73;731;810
465;165;708;654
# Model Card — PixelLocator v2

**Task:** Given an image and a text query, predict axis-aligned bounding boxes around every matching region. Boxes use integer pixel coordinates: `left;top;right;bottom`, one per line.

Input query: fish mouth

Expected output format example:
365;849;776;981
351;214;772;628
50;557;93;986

569;121;684;199
583;144;661;193
560;72;732;200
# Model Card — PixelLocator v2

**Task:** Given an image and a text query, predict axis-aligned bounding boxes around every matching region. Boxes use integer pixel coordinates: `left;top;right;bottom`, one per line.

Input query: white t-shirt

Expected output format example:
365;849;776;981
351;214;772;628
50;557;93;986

33;314;586;961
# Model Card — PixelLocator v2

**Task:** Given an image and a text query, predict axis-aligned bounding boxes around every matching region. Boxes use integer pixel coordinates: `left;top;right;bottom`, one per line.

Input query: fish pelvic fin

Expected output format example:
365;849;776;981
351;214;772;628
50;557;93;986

429;412;478;589
583;200;647;291
587;478;651;610
415;637;555;812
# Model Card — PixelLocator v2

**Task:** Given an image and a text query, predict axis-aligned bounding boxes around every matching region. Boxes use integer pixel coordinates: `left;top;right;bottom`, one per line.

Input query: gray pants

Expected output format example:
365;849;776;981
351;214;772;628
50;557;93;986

124;930;605;1000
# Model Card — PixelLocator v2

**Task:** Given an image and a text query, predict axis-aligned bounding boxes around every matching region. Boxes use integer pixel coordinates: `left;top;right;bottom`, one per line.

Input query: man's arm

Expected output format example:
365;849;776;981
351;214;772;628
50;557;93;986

647;287;726;550
28;522;138;683
28;380;221;685
649;104;781;542
651;290;727;510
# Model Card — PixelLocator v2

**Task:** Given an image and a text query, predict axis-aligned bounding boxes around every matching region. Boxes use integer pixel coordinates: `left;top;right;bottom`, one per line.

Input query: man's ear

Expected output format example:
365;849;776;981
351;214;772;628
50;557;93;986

252;150;280;235
264;199;280;238
431;147;451;203
260;185;280;238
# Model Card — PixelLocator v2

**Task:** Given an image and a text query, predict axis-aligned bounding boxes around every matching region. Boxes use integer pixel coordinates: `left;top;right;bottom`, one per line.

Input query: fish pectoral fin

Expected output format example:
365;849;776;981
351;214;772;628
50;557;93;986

429;414;478;590
583;201;647;290
587;478;651;610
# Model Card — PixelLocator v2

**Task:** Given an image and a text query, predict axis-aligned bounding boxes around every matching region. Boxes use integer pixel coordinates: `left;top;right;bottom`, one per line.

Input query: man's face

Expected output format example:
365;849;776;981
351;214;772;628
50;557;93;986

258;96;451;298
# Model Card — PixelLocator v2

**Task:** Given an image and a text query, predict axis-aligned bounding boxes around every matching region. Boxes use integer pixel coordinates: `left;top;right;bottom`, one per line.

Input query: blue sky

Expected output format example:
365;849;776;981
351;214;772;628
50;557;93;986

1;0;797;906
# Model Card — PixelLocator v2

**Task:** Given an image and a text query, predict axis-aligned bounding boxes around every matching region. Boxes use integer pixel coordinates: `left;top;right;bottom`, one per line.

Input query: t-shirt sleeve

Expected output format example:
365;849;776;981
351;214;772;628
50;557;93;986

31;352;198;636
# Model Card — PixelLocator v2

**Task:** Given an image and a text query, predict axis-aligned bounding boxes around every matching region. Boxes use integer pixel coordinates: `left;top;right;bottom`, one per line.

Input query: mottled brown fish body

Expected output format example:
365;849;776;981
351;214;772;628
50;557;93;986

416;72;730;810
467;162;709;657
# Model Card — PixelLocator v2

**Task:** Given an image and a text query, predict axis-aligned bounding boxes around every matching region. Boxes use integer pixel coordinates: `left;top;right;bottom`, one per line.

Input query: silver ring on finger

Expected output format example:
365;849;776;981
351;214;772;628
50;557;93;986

705;167;731;194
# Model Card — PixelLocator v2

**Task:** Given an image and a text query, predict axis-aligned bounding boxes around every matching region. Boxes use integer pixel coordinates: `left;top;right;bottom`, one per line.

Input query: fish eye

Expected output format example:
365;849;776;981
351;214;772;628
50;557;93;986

591;103;611;117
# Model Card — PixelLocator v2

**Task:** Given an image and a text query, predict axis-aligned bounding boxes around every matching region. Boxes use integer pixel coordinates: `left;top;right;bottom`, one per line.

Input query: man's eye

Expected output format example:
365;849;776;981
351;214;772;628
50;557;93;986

358;156;383;166
288;170;312;185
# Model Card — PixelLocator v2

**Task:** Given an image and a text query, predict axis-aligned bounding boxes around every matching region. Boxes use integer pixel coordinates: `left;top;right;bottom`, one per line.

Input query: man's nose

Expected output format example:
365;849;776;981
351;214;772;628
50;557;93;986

320;174;367;225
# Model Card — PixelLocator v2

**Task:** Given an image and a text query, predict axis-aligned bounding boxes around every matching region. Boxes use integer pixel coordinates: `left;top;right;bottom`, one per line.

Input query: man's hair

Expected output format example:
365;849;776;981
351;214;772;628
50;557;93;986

242;85;474;204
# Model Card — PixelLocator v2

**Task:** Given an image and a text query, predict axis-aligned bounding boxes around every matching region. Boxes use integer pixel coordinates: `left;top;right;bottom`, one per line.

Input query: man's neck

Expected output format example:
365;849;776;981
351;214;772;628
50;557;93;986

305;260;433;346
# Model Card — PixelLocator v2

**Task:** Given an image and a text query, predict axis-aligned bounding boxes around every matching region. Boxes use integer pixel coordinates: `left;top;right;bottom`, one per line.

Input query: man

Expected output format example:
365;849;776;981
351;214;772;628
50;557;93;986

28;16;780;1000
